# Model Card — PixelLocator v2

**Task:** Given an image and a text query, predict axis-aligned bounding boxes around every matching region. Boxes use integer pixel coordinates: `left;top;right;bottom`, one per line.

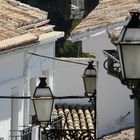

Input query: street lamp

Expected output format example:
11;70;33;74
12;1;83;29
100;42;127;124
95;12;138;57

83;61;97;97
116;10;140;80
83;61;97;139
32;63;97;139
103;10;140;140
32;77;54;123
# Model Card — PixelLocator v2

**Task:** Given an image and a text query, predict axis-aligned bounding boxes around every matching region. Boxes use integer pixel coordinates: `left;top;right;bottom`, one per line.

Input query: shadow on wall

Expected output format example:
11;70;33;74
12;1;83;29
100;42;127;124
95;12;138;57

0;98;22;120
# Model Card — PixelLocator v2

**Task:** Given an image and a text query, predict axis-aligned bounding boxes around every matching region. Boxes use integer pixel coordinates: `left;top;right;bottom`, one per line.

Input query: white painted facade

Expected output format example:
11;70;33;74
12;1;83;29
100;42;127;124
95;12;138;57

54;58;94;104
54;46;134;137
80;32;134;137
0;33;63;139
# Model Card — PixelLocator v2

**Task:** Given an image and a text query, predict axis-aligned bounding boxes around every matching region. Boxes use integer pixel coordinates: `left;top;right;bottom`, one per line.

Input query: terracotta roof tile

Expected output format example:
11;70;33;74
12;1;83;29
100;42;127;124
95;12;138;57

53;104;95;131
51;104;95;139
99;127;134;139
71;0;140;36
0;33;38;51
53;104;134;139
0;0;64;52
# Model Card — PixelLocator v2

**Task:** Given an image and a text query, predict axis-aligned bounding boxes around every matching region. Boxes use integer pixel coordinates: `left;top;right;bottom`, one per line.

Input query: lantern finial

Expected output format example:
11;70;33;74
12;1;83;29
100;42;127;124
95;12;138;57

128;10;140;28
87;61;94;69
38;77;47;88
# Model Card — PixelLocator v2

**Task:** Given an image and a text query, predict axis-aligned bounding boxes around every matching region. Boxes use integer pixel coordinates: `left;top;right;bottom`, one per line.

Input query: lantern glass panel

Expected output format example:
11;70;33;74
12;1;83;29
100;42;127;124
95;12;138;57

34;88;52;97
83;76;96;95
123;28;140;41
119;44;140;79
117;44;125;78
84;69;96;76
33;98;53;122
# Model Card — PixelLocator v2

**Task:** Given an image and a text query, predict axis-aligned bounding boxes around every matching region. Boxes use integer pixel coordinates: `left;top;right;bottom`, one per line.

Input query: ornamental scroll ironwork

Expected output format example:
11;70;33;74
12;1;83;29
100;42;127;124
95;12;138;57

103;57;140;99
103;58;121;79
41;99;96;140
43;129;95;140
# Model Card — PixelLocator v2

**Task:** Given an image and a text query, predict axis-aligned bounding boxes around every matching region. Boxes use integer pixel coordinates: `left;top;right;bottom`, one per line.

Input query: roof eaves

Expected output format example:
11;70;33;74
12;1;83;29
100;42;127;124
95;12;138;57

38;31;64;43
70;0;140;42
0;31;64;53
70;20;128;42
0;33;38;52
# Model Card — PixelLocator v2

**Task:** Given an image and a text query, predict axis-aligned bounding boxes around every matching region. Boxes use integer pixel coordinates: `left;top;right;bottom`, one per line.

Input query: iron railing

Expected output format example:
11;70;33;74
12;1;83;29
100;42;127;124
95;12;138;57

42;128;95;140
9;127;32;140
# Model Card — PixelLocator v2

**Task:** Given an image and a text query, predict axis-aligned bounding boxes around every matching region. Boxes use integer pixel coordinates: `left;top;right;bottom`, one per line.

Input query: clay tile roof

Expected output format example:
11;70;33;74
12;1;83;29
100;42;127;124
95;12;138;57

0;0;48;39
53;104;95;131
99;127;134;139
71;0;140;37
0;33;38;51
0;0;64;52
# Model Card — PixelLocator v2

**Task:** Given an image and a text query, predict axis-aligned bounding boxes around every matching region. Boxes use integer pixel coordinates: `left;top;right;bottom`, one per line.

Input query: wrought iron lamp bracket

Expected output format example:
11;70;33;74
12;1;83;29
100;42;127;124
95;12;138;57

103;58;121;79
88;91;96;107
103;58;140;100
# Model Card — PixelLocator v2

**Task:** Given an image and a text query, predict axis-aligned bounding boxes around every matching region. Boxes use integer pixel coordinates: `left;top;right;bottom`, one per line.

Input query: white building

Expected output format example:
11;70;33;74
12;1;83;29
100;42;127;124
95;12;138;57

0;0;64;139
54;58;95;104
70;0;140;137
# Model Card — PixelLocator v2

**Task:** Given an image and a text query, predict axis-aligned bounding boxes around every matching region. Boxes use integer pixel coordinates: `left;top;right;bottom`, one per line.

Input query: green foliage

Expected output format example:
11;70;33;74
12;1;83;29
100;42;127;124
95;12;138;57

71;19;81;32
56;39;95;58
58;40;78;57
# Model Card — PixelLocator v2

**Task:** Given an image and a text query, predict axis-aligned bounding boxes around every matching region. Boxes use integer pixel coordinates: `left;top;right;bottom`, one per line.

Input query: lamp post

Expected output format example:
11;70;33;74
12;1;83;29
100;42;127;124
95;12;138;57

32;77;54;123
83;61;97;139
116;10;140;140
103;10;140;140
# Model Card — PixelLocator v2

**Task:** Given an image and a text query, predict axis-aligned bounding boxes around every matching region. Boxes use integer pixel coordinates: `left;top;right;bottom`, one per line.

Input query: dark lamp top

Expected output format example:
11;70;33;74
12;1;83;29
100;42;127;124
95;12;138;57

117;11;140;43
87;61;94;69
128;10;140;28
33;77;53;97
38;77;47;88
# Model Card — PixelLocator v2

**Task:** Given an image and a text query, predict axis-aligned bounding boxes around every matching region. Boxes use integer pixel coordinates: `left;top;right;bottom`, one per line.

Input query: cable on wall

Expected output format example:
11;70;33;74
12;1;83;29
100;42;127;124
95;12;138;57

28;52;90;66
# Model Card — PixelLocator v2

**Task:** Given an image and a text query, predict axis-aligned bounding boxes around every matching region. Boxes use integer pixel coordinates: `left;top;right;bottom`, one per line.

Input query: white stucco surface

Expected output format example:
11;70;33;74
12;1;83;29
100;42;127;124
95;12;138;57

54;58;95;104
0;40;56;139
82;33;134;137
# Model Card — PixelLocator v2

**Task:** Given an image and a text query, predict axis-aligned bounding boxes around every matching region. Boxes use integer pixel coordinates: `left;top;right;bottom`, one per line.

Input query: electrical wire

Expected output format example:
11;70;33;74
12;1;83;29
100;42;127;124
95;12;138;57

0;95;91;100
0;53;94;99
0;96;31;99
28;52;89;66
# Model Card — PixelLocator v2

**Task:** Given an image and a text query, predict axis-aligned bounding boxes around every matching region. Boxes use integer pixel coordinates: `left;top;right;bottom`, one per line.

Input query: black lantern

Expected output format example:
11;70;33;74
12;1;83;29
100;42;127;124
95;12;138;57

116;10;140;80
32;77;54;122
83;61;97;97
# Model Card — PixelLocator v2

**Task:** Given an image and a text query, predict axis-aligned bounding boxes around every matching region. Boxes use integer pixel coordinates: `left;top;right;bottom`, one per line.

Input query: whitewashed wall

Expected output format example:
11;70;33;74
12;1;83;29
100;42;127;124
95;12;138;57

0;41;55;139
82;33;134;137
54;58;94;104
